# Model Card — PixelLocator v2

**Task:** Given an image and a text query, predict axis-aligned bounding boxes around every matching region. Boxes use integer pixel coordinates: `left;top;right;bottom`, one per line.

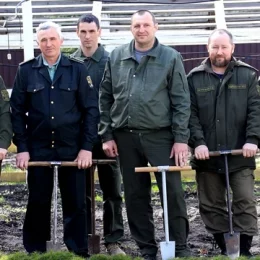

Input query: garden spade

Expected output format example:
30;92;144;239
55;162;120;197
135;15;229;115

222;153;240;259
159;166;175;260
135;166;182;260
88;165;100;254
46;164;62;251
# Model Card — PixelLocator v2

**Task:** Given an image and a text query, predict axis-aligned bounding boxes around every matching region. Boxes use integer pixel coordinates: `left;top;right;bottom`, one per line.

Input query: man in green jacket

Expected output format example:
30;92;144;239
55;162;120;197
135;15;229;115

188;29;260;256
99;10;191;260
0;76;12;171
71;14;125;256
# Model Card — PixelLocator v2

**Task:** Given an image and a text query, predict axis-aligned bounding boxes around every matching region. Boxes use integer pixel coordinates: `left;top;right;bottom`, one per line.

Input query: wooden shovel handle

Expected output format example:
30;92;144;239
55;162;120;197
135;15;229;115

209;149;260;157
135;166;192;172
28;159;116;167
208;149;242;156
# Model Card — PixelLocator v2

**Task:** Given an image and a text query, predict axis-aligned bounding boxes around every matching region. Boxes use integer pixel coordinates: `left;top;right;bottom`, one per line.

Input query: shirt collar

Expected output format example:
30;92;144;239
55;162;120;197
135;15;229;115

42;53;61;68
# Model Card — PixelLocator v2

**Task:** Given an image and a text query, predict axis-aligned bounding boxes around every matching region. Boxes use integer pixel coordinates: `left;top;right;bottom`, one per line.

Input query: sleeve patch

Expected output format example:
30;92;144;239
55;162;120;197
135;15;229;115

1;90;9;101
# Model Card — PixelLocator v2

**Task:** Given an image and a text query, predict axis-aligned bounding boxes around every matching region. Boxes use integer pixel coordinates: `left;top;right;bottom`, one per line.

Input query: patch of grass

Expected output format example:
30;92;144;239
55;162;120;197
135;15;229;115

0;252;144;260
1;164;21;173
1;252;259;260
7;143;17;153
95;194;103;202
0;196;5;204
182;182;197;193
151;184;159;193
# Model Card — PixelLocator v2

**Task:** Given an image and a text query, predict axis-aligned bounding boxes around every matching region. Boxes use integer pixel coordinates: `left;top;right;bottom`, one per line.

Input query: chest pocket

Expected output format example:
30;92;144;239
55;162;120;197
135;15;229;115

59;84;77;92
27;84;45;93
196;86;215;100
196;86;215;125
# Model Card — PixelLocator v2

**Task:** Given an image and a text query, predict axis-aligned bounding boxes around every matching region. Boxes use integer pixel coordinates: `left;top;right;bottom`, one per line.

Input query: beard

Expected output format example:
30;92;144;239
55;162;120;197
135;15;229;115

211;56;230;68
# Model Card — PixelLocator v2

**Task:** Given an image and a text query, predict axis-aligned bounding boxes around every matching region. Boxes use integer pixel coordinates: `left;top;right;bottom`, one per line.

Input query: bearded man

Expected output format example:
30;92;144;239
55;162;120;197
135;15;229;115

188;28;260;257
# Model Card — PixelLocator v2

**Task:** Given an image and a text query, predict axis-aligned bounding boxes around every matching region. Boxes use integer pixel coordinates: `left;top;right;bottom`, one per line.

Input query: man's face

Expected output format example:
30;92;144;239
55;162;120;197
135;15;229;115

131;12;158;46
207;33;234;68
77;22;101;49
37;27;63;60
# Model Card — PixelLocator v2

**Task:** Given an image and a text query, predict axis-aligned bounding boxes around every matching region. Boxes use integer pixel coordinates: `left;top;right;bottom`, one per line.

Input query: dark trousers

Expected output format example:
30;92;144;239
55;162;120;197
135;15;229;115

86;142;124;244
114;129;189;257
23;150;88;257
196;169;258;236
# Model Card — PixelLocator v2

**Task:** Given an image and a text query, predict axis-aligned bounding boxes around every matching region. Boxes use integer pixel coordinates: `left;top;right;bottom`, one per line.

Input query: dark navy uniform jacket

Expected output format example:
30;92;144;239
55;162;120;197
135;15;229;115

10;54;99;160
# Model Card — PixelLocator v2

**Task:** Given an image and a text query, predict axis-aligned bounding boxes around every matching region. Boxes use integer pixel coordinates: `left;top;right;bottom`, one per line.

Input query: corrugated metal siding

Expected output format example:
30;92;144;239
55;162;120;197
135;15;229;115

175;43;260;74
1;43;260;88
0;49;41;89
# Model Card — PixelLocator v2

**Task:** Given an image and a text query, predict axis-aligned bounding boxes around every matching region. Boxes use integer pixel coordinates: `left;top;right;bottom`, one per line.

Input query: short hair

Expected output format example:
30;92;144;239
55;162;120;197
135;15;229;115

208;28;234;45
77;14;100;29
131;10;157;24
36;21;63;40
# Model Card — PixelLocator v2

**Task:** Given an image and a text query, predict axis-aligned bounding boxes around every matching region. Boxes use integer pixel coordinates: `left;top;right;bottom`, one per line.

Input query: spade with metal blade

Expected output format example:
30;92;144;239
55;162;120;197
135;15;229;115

46;164;63;251
159;166;176;260
28;160;116;253
88;164;100;254
135;166;189;260
222;152;240;259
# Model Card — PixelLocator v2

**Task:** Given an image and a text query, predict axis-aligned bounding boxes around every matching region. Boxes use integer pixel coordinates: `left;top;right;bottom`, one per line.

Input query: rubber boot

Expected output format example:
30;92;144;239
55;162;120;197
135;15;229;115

213;233;227;255
240;234;253;257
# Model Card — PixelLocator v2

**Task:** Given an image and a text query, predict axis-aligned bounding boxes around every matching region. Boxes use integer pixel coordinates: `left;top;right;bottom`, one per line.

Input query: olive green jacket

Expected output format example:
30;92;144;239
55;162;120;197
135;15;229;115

99;38;190;143
188;57;260;173
0;76;12;149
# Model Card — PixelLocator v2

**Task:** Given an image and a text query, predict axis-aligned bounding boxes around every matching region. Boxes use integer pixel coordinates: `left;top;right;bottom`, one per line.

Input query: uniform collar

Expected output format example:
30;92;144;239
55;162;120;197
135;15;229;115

42;53;61;68
72;44;105;62
32;54;71;68
121;38;160;61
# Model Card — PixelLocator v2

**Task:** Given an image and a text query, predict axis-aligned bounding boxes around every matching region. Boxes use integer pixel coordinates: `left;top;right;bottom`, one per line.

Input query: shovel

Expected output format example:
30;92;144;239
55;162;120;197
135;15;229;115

219;151;240;259
88;164;100;254
28;159;116;253
135;166;192;260
210;150;244;258
46;164;63;251
158;166;176;260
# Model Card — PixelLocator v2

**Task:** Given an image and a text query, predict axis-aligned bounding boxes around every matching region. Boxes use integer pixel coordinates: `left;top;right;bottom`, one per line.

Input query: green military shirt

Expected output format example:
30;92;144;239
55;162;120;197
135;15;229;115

0;76;12;149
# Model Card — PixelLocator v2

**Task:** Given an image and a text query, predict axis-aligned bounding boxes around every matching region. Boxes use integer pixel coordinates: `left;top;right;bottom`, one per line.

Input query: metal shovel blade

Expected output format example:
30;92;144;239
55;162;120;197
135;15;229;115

224;232;240;259
88;234;100;254
160;241;175;260
46;240;63;251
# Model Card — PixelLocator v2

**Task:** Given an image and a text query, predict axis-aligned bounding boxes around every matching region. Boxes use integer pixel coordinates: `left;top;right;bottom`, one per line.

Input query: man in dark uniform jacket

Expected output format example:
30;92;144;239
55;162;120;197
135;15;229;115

71;14;125;256
10;21;99;257
0;76;12;172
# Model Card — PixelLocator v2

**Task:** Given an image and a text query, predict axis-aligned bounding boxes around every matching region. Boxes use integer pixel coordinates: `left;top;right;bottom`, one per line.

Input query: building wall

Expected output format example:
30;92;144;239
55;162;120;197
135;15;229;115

1;43;260;89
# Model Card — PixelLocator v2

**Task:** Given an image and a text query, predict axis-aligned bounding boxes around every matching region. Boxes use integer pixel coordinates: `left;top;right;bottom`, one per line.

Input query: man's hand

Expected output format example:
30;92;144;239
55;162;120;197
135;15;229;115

0;148;8;161
74;149;92;169
170;143;189;167
16;152;30;170
103;140;118;157
242;143;258;157
194;145;210;160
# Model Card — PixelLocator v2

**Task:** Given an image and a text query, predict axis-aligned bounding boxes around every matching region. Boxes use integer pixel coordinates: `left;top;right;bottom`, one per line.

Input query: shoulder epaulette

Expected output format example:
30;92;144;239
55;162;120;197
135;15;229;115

236;60;258;72
68;56;84;64
188;64;205;77
19;57;35;66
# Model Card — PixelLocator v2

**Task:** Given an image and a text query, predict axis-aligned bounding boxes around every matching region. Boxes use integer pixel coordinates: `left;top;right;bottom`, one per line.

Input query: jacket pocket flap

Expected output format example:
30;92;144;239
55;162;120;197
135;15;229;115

27;84;45;92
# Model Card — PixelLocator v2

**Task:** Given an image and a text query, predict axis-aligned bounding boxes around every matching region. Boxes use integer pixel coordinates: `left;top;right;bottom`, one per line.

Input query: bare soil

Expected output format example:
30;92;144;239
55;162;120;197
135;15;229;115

1;181;260;259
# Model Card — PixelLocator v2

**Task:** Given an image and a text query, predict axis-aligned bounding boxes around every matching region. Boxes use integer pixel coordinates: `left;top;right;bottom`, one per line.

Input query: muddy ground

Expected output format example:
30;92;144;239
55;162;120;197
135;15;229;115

1;181;260;259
